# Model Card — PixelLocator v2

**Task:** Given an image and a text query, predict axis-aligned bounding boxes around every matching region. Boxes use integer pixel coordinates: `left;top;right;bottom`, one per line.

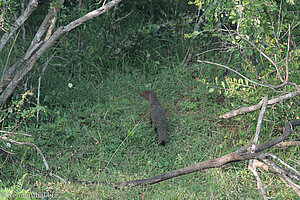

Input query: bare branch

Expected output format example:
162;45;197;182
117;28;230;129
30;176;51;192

237;120;300;153
253;160;300;196
27;0;65;55
182;0;218;67
230;30;277;68
275;141;300;147
115;152;269;188
248;163;268;200
251;96;268;153
274;54;284;82
267;153;300;177
249;97;268;200
0;130;32;137
197;60;276;90
280;174;300;196
0;0;39;52
0;0;123;107
219;90;300;119
0;136;49;171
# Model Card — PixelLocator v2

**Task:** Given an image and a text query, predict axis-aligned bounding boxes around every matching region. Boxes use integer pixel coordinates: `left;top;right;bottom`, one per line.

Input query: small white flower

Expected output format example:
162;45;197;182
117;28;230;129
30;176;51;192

209;88;214;93
8;108;13;113
145;83;152;88
68;83;73;88
6;143;11;148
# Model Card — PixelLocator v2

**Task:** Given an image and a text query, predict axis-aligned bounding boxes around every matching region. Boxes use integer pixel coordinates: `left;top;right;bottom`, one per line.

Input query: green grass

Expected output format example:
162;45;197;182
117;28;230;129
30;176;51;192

1;64;298;199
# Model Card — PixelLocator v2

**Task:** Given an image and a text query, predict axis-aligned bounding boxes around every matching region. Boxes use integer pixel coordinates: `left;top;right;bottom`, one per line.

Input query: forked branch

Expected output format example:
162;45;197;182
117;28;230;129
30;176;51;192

115;120;300;190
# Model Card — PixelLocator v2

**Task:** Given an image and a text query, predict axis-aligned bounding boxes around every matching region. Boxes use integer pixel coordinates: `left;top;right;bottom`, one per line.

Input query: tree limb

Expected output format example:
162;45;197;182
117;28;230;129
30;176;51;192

115;152;268;188
249;96;268;200
115;120;300;190
0;0;39;52
237;120;300;153
219;90;300;119
0;0;123;107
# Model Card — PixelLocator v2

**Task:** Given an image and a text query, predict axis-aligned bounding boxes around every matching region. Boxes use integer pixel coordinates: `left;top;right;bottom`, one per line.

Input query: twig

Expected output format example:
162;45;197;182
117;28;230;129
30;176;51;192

197;60;277;90
225;29;277;68
36;55;54;127
48;172;67;184
248;96;268;200
0;136;49;171
102;114;147;173
251;96;268;153
248;164;268;200
0;130;32;137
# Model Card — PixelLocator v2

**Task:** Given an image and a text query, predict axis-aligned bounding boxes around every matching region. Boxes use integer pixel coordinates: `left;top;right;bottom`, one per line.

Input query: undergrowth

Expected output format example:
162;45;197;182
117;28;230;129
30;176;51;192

1;65;298;199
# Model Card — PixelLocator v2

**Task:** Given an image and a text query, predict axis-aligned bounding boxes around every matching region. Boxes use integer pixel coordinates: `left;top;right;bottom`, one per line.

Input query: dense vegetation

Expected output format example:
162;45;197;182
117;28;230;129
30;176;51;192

0;0;299;199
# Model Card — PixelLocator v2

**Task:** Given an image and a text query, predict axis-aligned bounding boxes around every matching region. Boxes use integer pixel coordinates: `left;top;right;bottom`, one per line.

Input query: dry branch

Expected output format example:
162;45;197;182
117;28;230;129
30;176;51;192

0;0;39;52
115;152;268;188
197;60;275;89
248;96;268;199
237;120;299;153
0;135;49;171
115;120;300;192
253;160;300;196
0;0;123;107
275;141;300;147
219;90;300;119
0;134;66;183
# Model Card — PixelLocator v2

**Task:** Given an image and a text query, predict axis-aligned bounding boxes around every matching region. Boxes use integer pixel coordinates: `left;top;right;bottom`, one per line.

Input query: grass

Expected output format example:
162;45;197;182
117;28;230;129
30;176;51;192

1;63;298;199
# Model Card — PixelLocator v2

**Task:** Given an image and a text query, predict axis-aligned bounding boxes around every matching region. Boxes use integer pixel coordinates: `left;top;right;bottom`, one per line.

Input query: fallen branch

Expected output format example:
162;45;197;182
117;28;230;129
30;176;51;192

219;90;300;119
0;134;67;183
115;120;300;192
237;120;300;153
248;96;268;200
253;160;300;196
275;141;300;147
115;152;268;188
0;135;49;171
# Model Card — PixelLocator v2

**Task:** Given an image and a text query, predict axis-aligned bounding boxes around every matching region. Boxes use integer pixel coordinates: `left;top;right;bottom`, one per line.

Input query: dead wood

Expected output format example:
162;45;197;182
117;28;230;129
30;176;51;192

219;90;300;119
275;140;300;147
115;120;300;190
0;0;123;107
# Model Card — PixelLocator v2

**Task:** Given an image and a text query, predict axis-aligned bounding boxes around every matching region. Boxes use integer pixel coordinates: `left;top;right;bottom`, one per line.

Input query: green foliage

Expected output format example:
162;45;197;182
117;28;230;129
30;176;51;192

189;0;299;121
1;0;299;199
0;174;37;200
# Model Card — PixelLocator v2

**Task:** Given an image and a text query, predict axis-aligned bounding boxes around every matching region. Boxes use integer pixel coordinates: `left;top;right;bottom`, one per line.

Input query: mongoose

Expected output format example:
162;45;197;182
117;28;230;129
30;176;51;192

140;91;168;145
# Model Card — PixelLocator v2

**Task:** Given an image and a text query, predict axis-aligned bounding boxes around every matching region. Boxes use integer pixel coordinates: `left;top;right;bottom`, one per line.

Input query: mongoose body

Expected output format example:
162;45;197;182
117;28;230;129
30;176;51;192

140;91;168;145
